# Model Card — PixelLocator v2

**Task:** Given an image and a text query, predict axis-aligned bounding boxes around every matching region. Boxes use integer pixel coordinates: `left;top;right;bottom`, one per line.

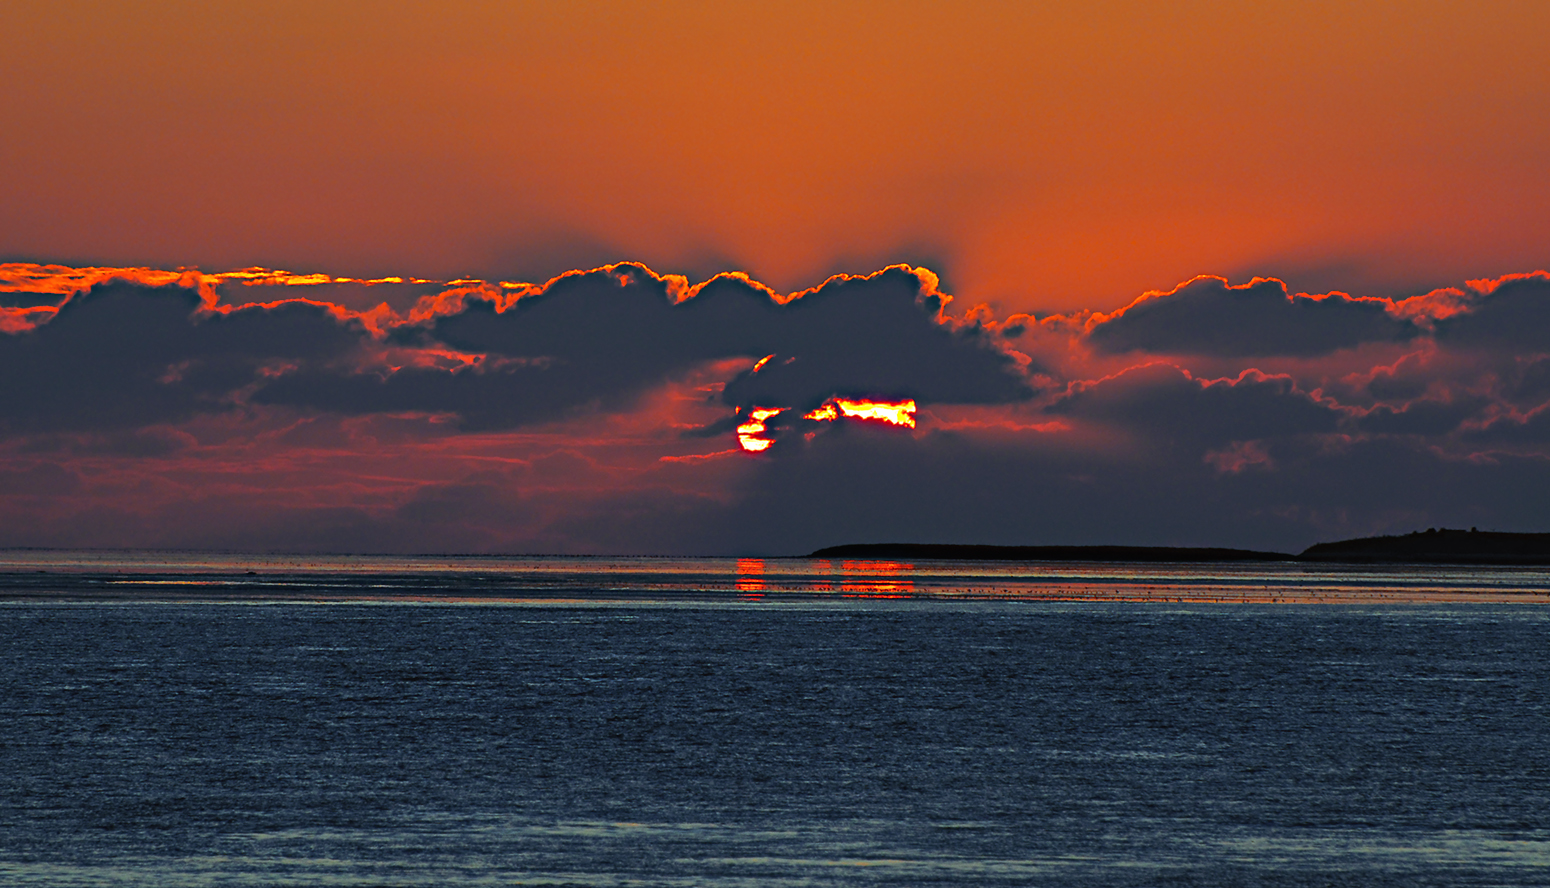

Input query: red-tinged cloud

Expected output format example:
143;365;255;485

4;261;1550;553
1351;396;1493;437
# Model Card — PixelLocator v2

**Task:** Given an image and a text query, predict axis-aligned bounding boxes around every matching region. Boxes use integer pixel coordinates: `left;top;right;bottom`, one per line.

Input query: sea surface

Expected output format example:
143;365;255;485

2;552;1548;886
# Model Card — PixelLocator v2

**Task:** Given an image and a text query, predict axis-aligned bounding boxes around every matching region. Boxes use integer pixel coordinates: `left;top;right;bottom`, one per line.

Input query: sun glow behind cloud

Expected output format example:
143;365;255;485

739;399;917;452
736;408;784;453
4;258;1550;554
804;398;917;428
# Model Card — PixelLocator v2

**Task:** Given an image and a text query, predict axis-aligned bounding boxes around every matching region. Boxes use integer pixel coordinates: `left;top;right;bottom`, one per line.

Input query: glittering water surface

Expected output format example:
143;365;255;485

2;555;1548;885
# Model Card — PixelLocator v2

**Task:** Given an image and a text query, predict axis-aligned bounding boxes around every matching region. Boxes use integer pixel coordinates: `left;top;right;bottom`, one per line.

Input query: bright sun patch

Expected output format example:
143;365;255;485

804;398;917;428
736;407;785;452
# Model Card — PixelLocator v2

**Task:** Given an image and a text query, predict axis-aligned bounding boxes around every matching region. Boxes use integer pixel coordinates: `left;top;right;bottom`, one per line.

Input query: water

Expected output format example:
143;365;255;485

2;555;1548;885
6;551;1550;603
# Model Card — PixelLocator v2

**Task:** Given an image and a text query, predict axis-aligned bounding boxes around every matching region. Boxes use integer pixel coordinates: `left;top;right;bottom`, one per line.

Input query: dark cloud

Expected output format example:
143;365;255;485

9;414;1544;556
562;423;1550;556
1361;360;1435;402
0;265;1031;441
1436;275;1550;351
7;263;1550;556
1506;356;1550;407
252;360;626;432
1352;397;1489;436
1049;364;1342;451
538;420;1536;555
1460;405;1550;447
714;270;1029;411
1087;276;1418;356
0;462;80;496
264;264;1033;429
0;280;362;433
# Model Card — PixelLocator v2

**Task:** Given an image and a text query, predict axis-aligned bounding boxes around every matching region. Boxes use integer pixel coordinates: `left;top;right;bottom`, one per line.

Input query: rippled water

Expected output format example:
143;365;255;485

5;550;1550;603
2;555;1548;885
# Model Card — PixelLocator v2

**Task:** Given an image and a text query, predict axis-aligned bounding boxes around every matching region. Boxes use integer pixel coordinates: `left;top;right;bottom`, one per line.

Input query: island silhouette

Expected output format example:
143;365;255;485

812;529;1550;565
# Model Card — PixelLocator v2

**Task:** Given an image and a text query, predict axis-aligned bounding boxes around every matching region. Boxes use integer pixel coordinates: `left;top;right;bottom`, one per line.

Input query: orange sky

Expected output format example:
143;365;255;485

6;1;1549;313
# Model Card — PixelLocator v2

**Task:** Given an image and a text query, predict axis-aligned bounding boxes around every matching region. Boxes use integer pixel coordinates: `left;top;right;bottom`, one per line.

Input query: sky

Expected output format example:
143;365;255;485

3;1;1549;554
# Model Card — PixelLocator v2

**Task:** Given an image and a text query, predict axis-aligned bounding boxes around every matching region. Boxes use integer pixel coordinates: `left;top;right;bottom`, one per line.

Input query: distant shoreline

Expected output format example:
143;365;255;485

810;544;1292;563
812;530;1550;566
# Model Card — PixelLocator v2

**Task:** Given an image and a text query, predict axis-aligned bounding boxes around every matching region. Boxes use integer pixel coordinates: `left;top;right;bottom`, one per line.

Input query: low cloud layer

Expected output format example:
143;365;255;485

1085;276;1418;356
2;262;1549;554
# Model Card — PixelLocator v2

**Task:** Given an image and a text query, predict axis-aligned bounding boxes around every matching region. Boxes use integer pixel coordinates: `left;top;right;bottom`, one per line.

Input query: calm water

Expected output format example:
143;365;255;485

2;554;1548;885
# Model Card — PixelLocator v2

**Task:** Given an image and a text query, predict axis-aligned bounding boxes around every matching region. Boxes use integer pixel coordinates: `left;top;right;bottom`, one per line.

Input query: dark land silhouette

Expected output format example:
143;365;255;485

1297;529;1550;564
812;529;1550;565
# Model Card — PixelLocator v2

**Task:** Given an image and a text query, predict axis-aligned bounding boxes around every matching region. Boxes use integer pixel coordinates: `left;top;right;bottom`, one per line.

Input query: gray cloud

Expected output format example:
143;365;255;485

1087;276;1418;357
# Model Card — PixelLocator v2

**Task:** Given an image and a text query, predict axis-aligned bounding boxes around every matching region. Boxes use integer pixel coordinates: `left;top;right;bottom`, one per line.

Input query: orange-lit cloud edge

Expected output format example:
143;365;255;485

7;257;1550;555
0;261;958;333
5;260;1548;450
6;261;1524;344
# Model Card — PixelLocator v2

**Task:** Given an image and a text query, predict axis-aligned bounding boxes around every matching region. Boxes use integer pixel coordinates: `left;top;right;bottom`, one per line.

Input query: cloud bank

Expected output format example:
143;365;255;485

2;261;1548;554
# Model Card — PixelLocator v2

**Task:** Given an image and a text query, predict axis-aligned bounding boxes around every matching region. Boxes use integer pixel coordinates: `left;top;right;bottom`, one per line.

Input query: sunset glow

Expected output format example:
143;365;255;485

839;560;915;597
736;557;765;595
1;3;1548;556
11;9;1550;887
736;407;785;453
804;398;917;428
